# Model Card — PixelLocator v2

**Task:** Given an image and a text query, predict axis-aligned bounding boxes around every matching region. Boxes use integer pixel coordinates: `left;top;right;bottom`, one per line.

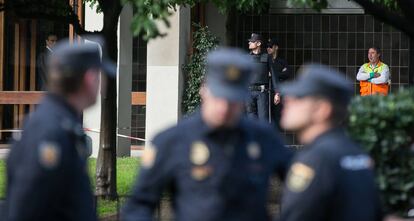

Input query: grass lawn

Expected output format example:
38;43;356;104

89;158;141;217
0;160;5;198
0;157;140;218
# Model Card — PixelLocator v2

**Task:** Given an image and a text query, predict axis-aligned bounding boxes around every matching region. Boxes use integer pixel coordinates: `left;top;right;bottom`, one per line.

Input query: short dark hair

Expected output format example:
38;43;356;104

369;46;381;54
330;101;349;126
46;33;57;40
47;64;89;95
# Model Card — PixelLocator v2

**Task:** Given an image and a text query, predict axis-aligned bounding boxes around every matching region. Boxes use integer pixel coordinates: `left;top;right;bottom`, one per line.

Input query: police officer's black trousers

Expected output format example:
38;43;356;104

246;90;269;122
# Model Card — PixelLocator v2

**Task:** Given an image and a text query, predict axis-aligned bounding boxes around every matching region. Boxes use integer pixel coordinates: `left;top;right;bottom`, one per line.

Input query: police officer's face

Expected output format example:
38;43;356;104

281;96;319;131
248;41;260;50
368;48;380;63
201;88;244;128
83;69;101;106
267;45;277;54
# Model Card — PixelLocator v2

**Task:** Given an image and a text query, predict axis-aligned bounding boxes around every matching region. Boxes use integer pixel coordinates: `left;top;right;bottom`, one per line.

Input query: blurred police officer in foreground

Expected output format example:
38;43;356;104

247;33;271;122
122;48;292;221
4;38;115;221
278;64;382;221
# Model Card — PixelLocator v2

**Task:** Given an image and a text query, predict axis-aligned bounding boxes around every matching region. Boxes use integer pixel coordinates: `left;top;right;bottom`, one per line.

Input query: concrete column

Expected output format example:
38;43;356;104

117;4;133;156
145;7;191;143
83;3;103;158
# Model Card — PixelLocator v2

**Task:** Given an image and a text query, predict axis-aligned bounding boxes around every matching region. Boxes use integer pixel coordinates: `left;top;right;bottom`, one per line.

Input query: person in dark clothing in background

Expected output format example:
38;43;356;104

37;34;57;90
267;38;290;129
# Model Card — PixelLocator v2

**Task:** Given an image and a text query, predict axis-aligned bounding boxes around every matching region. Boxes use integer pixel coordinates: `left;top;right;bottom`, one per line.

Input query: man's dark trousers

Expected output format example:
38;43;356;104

246;90;269;122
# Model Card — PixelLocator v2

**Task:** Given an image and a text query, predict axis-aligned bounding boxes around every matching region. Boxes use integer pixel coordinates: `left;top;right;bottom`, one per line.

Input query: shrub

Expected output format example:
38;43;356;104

348;89;414;216
182;24;219;114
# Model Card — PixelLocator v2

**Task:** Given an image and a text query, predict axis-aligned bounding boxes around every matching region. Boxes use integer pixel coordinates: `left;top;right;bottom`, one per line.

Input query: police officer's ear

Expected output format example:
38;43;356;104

312;99;334;123
83;68;100;92
257;41;262;47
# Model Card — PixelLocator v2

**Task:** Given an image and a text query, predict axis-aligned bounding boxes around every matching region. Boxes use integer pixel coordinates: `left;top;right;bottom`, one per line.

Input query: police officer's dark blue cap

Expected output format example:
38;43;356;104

49;38;116;77
280;63;353;104
206;48;254;101
267;38;279;47
248;33;262;42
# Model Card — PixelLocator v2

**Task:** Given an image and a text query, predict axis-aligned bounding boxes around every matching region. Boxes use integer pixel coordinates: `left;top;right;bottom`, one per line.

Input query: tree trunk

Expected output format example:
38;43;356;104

95;1;122;199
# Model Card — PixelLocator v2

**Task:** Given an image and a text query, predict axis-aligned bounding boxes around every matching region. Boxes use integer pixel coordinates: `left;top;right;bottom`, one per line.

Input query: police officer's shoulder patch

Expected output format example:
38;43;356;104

142;143;157;169
38;142;61;169
287;162;315;192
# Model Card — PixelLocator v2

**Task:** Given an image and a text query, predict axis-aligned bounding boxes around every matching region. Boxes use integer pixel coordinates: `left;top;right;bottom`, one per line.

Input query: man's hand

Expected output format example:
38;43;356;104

374;73;381;78
274;93;281;105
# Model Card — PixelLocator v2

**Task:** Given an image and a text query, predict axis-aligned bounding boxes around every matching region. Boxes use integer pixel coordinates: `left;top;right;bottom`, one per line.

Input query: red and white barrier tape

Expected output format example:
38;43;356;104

0;128;146;142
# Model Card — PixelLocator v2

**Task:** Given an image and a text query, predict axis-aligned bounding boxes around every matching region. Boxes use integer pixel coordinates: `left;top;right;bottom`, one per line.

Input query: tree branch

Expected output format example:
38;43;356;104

353;0;414;37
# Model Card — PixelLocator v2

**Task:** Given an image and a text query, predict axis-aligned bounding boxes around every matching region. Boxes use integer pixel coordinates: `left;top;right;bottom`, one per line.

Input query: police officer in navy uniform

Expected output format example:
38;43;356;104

4;38;116;221
266;38;290;128
247;33;271;122
122;48;292;221
278;64;382;221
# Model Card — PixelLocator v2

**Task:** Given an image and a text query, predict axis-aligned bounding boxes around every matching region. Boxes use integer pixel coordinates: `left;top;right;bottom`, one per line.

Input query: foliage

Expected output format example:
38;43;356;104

182;24;219;114
348;89;414;216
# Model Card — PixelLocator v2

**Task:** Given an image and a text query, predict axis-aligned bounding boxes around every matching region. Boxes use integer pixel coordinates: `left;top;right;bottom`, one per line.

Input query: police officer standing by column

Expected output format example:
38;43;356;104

247;33;271;122
278;64;382;221
122;48;292;221
4;38;116;221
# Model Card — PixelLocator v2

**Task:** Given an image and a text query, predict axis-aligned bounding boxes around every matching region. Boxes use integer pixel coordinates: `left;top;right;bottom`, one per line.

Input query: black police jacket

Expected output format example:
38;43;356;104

5;94;96;221
268;56;290;91
250;52;270;86
280;128;382;221
122;111;293;221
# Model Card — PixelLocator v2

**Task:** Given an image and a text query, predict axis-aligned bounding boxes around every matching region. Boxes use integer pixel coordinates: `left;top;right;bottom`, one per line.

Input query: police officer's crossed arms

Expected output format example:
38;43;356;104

4;38;116;221
278;64;383;221
122;48;293;221
267;38;290;106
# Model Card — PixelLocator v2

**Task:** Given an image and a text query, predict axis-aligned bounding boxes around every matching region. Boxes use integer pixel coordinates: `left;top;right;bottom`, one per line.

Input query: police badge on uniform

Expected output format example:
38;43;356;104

226;65;241;81
247;142;261;160
190;141;212;181
190;141;210;166
38;142;61;169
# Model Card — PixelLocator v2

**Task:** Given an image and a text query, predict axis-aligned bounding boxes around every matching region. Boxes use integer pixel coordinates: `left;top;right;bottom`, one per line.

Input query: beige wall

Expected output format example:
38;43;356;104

145;7;191;143
83;3;103;158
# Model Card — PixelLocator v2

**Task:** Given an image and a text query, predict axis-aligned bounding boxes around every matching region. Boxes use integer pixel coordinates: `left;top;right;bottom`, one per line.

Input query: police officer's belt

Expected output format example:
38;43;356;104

249;84;268;92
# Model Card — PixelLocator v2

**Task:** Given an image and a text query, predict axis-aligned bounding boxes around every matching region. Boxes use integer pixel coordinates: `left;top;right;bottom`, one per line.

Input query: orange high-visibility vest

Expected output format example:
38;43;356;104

360;62;389;96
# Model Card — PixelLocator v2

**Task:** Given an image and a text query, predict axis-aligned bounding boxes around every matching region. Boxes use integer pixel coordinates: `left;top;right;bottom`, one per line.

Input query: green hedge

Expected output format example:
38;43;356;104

182;24;219;114
348;89;414;216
